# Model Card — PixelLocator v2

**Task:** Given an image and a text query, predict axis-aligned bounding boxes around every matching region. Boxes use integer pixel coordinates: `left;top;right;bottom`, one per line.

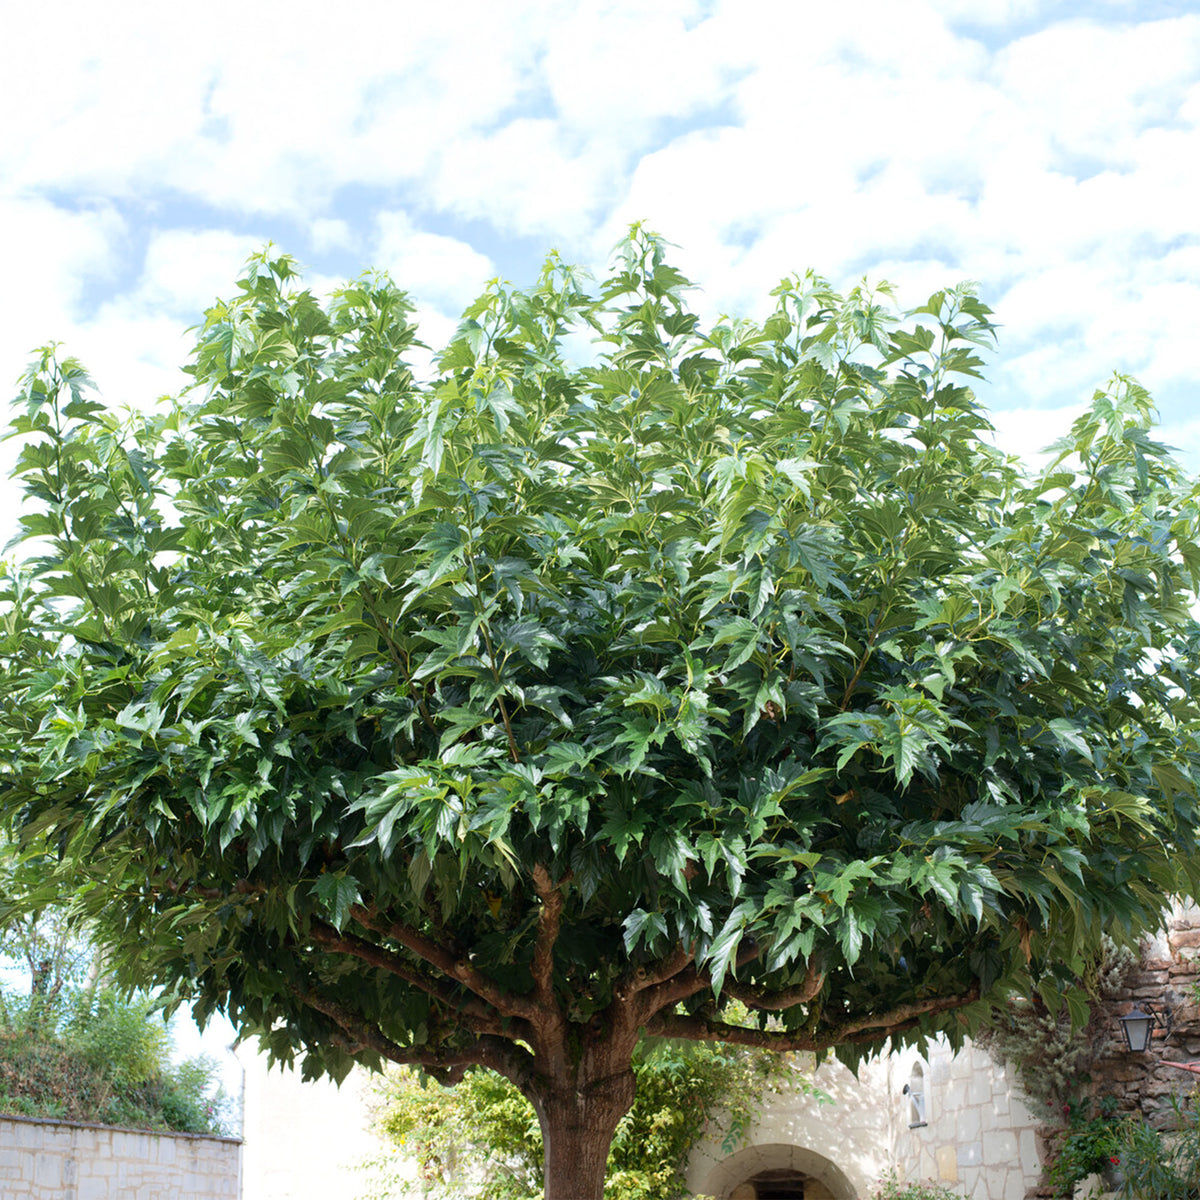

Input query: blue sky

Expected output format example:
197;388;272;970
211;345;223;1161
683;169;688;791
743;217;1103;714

2;0;1199;474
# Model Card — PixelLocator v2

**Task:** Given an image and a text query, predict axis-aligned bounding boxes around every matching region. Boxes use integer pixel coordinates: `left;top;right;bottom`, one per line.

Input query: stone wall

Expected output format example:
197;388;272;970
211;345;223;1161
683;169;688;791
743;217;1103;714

0;1113;241;1199
890;1038;1042;1200
1085;903;1200;1126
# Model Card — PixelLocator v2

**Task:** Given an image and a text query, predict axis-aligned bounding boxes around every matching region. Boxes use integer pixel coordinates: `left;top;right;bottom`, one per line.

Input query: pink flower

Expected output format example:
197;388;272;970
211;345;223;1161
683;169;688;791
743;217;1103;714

1110;1157;1120;1165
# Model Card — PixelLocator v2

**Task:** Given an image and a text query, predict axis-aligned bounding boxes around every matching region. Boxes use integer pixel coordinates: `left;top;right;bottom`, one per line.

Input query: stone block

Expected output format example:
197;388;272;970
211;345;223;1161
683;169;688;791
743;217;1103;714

35;1153;63;1189
983;1130;1018;1166
957;1140;982;1167
936;1144;958;1182
956;1107;981;1139
1019;1128;1041;1174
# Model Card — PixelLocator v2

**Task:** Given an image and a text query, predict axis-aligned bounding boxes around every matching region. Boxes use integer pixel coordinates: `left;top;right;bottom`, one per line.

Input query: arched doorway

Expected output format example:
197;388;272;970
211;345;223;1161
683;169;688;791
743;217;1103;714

699;1142;857;1200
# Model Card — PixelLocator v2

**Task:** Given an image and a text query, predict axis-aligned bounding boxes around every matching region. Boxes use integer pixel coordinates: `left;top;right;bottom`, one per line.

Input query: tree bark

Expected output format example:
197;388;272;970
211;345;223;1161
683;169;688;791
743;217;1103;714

530;1067;637;1200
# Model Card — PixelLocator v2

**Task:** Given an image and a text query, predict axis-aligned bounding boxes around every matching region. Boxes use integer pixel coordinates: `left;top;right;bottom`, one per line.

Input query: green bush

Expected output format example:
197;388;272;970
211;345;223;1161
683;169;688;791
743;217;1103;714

1046;1100;1123;1196
69;989;170;1086
1108;1095;1200;1200
0;984;234;1135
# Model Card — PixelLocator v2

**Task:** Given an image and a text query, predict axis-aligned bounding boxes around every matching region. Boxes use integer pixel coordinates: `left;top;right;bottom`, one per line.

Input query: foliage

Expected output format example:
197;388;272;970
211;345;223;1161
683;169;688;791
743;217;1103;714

869;1171;961;1200
1109;1095;1200;1200
362;1038;797;1200
3;227;1200;1194
0;844;96;1033
69;987;171;1086
974;937;1140;1120
1045;1097;1123;1195
0;984;234;1134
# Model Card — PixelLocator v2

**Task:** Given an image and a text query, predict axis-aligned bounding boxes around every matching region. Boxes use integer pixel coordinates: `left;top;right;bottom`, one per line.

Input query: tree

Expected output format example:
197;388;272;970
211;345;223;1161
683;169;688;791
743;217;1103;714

2;228;1200;1199
0;844;98;1032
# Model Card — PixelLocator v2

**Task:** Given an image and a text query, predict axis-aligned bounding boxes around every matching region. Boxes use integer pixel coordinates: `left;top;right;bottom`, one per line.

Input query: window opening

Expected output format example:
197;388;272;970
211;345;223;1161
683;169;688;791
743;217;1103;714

904;1062;927;1128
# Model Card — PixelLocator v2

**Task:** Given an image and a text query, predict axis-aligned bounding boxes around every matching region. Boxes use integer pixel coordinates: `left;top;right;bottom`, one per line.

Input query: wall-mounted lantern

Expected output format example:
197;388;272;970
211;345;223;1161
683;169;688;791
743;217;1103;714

1117;1003;1158;1052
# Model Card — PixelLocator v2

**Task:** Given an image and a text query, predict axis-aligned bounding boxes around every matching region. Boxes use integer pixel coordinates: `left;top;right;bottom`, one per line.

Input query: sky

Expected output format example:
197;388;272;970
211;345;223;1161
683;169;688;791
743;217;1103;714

2;0;1199;1087
2;0;1199;479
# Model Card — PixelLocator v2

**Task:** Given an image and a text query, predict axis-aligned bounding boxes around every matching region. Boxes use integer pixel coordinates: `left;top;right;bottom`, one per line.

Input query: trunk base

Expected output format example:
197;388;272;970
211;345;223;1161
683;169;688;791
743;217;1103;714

534;1068;637;1200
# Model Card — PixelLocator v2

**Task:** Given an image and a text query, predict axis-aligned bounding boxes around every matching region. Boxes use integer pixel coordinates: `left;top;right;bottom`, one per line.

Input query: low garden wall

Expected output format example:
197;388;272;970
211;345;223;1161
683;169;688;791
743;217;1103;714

0;1112;241;1199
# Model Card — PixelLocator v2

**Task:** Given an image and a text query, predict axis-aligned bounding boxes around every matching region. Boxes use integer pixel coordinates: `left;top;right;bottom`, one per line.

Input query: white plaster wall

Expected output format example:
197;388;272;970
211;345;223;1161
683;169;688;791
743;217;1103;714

237;1047;397;1200
686;1053;893;1198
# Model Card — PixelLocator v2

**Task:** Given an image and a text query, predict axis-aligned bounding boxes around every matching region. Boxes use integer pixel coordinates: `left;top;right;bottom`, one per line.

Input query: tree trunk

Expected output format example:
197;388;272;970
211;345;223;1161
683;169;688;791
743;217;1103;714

532;1067;637;1200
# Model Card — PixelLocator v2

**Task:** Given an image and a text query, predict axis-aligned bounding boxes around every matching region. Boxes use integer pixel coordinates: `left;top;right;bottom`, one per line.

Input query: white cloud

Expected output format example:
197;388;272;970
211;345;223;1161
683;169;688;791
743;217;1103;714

310;219;356;255
425;119;618;241
1;0;1198;472
542;2;735;136
373;212;495;313
135;229;266;318
988;403;1083;472
994;16;1200;161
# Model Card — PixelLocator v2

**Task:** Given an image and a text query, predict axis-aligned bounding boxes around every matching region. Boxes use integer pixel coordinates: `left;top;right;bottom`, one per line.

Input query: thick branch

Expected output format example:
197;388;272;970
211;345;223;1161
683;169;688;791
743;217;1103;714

648;1010;822;1052
638;940;762;1018
648;985;980;1052
529;864;565;1008
829;984;980;1040
290;983;534;1085
306;921;527;1040
615;945;692;1003
722;958;825;1012
162;879;264;901
350;904;540;1023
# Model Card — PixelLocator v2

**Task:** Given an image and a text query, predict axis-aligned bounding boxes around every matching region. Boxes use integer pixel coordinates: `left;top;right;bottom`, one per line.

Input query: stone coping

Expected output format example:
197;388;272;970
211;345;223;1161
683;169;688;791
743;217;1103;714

0;1110;242;1144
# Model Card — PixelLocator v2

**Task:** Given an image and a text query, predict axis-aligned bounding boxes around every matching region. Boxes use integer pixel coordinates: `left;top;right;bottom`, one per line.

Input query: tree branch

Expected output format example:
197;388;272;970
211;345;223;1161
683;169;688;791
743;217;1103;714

305;920;527;1040
638;941;762;1018
828;984;980;1040
722;958;825;1012
647;984;980;1052
289;983;534;1085
529;863;565;1009
614;944;692;1003
161;878;264;901
350;904;540;1023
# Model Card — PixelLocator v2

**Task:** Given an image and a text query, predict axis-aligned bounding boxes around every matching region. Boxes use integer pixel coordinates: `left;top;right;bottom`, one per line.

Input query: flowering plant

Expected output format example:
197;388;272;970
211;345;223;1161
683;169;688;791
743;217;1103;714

1046;1100;1123;1196
870;1170;960;1199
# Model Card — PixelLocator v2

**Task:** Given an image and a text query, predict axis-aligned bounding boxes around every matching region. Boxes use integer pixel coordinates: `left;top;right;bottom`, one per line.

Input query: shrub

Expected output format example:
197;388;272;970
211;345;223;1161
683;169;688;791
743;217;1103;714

1108;1093;1200;1200
1045;1100;1122;1196
0;984;234;1135
870;1170;961;1199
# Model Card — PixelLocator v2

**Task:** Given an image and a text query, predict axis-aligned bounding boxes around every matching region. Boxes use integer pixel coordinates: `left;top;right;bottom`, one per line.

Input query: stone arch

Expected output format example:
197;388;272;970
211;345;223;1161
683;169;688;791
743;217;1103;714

696;1141;857;1200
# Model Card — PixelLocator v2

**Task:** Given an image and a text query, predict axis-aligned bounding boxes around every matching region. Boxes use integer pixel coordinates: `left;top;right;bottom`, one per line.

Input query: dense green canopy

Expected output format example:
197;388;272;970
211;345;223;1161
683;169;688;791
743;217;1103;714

3;228;1200;1197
